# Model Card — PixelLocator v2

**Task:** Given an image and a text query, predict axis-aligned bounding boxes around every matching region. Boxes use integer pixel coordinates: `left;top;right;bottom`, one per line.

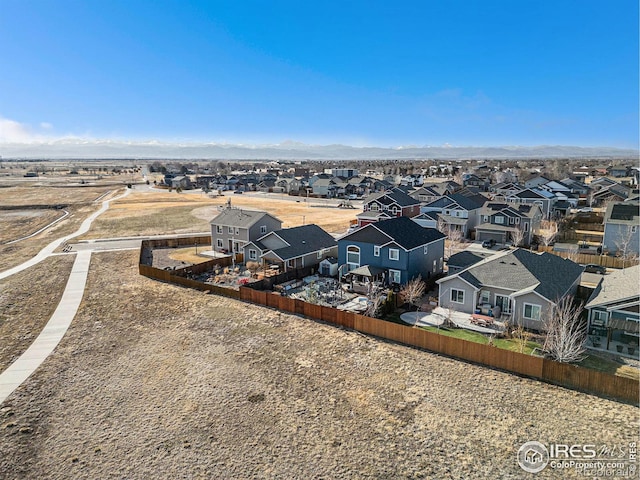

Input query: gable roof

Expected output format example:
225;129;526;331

364;188;420;208
604;201;639;224
447;193;486;211
262;224;336;261
210;208;281;228
446;250;494;269
340;216;445;250
586;265;640;308
452;249;583;301
371;216;445;250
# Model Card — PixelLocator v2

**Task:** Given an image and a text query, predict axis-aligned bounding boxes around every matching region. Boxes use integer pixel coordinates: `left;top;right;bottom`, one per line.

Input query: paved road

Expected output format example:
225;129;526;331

0;188;130;281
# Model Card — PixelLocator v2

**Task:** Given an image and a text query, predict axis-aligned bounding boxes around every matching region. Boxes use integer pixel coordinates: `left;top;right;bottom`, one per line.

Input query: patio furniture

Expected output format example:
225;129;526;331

471;313;494;326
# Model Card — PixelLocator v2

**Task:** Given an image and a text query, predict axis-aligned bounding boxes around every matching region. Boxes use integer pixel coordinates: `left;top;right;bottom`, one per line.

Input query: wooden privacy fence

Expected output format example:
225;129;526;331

537;246;638;269
138;240;638;404
139;263;240;299
236;286;638;405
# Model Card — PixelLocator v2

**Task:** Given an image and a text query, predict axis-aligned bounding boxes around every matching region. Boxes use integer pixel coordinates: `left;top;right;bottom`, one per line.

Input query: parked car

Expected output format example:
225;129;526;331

234;190;243;194
584;264;606;274
481;239;496;248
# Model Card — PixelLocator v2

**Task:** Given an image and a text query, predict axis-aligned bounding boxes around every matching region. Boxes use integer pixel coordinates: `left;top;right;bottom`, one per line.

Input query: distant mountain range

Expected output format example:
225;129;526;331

0;140;637;160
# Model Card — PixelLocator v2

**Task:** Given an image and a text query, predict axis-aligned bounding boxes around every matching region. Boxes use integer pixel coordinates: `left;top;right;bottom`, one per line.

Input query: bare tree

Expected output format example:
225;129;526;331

364;292;386;318
399;276;426;310
542;296;587;363
538;219;558;247
614;224;639;268
438;217;464;258
510;225;526;247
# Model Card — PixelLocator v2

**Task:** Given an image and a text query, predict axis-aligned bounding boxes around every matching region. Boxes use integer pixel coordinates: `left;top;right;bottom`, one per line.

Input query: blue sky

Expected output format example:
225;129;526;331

1;0;638;148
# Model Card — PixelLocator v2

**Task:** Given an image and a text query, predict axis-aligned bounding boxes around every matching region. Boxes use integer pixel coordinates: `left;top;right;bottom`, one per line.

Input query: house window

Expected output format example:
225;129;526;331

389;249;399;261
483;215;489;222
423;245;428;255
509;217;515;225
216;239;223;248
515;217;521;224
495;216;504;224
260;225;267;234
591;310;608;326
346;245;360;270
235;227;240;235
523;303;541;321
374;245;380;257
249;249;257;260
370;203;379;211
479;291;490;304
287;259;295;268
228;226;233;234
389;269;401;284
216;225;223;234
632;226;638;233
317;250;323;259
523;222;529;231
451;289;464;304
495;294;511;314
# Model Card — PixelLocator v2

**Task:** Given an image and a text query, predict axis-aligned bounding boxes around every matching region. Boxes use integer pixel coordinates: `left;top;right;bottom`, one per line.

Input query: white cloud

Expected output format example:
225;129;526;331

0;116;34;142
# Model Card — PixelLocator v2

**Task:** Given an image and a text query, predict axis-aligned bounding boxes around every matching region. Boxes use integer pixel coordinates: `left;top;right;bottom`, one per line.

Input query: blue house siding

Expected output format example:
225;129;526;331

337;239;444;284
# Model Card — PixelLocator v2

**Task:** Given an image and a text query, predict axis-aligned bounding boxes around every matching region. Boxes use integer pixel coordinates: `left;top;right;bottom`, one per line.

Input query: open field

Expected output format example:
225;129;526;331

0;250;637;479
0;209;64;244
80;189;357;239
0;255;74;372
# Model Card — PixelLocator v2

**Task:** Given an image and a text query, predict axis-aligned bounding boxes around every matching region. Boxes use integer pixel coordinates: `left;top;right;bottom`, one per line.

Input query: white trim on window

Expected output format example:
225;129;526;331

374;245;380;257
389;269;401;284
389;248;399;261
216;225;223;234
216;239;223;248
249;249;257;260
228;226;233;234
346;245;360;270
523;303;541;321
260;225;267;234
451;289;465;304
423;245;428;255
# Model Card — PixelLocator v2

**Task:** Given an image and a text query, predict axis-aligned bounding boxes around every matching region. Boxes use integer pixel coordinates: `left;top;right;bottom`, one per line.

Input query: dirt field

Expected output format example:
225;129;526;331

0;250;637;479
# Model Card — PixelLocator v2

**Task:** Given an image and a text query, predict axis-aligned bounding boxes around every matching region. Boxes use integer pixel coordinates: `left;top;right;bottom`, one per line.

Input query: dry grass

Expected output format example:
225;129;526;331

0;255;75;372
0;210;64;244
81;190;357;239
167;246;213;264
0;250;637;479
0;184;118;206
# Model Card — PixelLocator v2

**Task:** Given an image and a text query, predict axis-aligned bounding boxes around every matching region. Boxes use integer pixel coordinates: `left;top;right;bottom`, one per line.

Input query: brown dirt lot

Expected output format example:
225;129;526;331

0;250;637;479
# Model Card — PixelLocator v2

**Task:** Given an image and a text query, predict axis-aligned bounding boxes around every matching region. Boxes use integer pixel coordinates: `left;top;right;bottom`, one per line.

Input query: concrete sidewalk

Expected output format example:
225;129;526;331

0;188;129;281
0;250;92;405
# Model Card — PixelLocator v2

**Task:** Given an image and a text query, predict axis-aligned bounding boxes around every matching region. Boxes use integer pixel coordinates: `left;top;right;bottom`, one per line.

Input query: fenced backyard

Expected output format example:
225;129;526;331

139;239;639;405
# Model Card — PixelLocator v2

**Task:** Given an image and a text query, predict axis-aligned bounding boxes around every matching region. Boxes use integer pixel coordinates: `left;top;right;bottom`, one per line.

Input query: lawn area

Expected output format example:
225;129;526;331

578;355;640;380
419;325;541;355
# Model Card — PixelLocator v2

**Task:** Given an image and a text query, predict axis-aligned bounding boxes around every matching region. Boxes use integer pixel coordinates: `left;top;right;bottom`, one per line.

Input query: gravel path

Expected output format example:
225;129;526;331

0;250;637;479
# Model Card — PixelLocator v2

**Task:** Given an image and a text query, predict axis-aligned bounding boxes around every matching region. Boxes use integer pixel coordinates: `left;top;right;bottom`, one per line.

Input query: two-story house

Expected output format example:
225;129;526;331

210;207;282;254
356;188;421;227
506;188;556;218
338;216;446;285
475;203;543;246
243;224;338;272
420;193;486;238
